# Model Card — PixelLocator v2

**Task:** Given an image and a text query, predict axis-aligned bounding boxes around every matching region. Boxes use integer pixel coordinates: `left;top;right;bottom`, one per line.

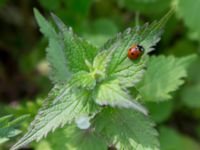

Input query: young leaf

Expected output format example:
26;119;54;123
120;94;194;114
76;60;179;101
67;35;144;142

92;49;114;81
94;108;159;150
137;54;197;102
36;125;107;150
70;71;96;90
51;13;98;73
93;79;147;115
34;9;70;84
11;85;99;150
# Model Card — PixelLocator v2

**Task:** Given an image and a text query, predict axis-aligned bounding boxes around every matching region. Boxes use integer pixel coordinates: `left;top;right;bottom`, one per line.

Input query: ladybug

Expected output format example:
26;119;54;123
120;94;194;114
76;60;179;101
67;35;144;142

128;44;144;60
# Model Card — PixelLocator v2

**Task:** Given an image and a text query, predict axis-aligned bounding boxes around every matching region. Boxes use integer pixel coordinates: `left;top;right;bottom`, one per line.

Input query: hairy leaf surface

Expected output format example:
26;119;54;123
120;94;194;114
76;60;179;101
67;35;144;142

11;85;99;150
137;55;196;101
51;14;98;73
93;79;147;115
98;10;173;88
36;125;107;150
34;9;70;84
94;108;159;150
70;71;96;90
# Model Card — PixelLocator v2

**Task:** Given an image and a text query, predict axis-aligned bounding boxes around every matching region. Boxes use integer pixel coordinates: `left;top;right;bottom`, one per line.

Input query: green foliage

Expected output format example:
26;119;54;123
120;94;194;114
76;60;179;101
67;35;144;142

94;108;159;150
100;11;171;88
11;8;200;150
34;9;70;84
180;58;200;108
83;19;119;47
118;0;171;15
181;84;200;108
4;99;42;121
0;115;28;145
93;79;147;115
92;49;113;80
70;71;96;90
0;0;6;7
36;125;107;150
0;1;199;149
51;13;98;74
145;101;174;124
38;0;92;22
164;39;197;57
159;126;200;150
37;108;158;150
92;19;118;36
137;55;196;102
176;0;200;40
39;0;60;10
11;9;170;150
11;85;99;150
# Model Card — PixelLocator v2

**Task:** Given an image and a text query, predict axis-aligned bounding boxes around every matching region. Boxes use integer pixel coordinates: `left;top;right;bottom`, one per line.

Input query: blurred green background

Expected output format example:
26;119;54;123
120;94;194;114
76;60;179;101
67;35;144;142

0;0;200;149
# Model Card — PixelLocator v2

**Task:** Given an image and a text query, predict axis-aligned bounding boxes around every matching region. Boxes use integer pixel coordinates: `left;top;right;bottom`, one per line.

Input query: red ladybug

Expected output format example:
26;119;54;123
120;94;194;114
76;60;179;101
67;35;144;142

128;44;144;60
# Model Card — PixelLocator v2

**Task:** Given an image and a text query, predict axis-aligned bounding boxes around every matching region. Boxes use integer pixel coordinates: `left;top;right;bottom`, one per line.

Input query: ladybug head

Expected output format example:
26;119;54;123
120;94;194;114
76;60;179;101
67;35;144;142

137;45;145;52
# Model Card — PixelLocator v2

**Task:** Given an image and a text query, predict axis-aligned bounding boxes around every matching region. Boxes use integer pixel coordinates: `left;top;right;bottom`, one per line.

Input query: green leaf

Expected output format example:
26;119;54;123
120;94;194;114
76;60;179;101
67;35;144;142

137;54;197;102
39;0;61;10
146;101;173;123
181;84;200;108
99;10;173;88
0;115;28;145
11;85;99;150
110;57;146;88
70;71;96;90
176;0;200;40
92;50;114;81
46;39;71;83
34;9;56;38
159;126;200;150
14;11;174;150
94;108;159;150
34;9;70;84
180;57;200;108
118;0;171;15
36;125;107;150
51;13;98;73
164;39;197;57
102;25;158;77
93;79;147;115
187;58;200;83
63;0;93;21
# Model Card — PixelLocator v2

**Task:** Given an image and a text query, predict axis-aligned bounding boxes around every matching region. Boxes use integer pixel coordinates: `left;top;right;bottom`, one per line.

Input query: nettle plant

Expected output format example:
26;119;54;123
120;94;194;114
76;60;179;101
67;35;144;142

11;9;196;150
0;115;28;145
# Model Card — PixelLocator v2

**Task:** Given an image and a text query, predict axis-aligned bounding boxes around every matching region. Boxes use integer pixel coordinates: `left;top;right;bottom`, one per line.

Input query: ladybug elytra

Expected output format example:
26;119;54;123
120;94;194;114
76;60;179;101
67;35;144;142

128;44;144;60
